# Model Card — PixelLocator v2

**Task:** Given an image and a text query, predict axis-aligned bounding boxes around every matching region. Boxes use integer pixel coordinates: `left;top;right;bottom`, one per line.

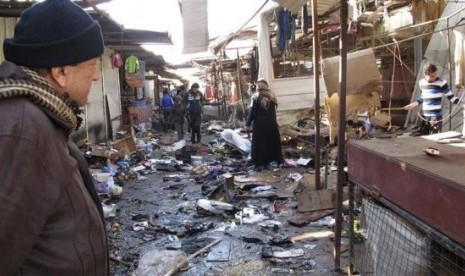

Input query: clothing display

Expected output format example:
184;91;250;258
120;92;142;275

125;54;140;74
454;30;465;88
250;46;259;83
277;8;293;52
302;4;309;35
111;52;123;68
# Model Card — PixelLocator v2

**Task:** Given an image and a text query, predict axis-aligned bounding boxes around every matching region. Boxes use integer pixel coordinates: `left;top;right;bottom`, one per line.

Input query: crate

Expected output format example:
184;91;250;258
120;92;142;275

175;147;195;163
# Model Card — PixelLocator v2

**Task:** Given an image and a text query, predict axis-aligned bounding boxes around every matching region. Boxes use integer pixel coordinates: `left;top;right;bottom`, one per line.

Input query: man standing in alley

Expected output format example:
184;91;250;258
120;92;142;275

404;63;463;135
161;89;175;130
187;82;205;144
0;0;108;275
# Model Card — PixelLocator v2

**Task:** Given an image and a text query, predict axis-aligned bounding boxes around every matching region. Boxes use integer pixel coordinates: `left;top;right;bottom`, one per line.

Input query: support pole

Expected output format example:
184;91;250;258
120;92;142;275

447;17;453;131
312;0;321;190
237;49;246;115
334;0;348;271
413;19;423;77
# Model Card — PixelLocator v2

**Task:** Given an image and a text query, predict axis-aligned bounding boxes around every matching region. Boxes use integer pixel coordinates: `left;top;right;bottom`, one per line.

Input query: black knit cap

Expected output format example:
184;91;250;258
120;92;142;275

3;0;104;67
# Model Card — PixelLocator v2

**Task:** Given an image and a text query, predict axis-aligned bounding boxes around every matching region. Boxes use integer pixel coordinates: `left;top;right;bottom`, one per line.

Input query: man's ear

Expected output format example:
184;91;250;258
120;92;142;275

50;66;68;88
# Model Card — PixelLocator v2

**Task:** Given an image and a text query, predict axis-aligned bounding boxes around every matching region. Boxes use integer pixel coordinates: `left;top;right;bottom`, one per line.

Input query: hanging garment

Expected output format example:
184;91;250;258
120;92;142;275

250;46;259;83
111;52;123;69
291;13;296;45
125;55;139;74
277;8;292;52
302;4;309;35
454;30;465;88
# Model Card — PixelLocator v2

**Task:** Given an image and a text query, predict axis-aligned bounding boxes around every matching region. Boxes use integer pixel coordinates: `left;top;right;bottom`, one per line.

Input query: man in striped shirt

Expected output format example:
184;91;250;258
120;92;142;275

404;63;462;134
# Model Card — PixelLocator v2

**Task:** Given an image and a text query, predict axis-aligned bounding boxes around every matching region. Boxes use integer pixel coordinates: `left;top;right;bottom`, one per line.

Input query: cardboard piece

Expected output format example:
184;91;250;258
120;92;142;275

112;136;137;157
322;48;383;97
297;189;335;212
287;209;335;227
324;91;381;144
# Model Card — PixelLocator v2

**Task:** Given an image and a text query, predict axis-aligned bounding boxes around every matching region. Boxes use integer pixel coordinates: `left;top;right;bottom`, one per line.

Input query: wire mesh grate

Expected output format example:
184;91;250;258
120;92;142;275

350;193;465;276
352;198;428;275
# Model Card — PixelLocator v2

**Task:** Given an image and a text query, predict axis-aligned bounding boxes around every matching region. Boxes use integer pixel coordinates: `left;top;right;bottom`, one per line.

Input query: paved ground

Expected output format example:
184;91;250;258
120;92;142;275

106;143;349;275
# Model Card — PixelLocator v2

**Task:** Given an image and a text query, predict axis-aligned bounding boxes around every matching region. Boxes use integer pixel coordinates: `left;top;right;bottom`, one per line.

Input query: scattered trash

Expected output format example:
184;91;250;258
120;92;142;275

272;248;305;258
262;245;273;258
296;158;312;166
191;155;203;166
136;250;187;276
102;204;117;218
236;207;270;224
310;216;336;227
258;220;282;230
220;129;252;155
196;199;235;215
424;147;440;157
288;172;303;182
251;185;273;193
132;221;149;231
304;244;317;250
207;241;232;262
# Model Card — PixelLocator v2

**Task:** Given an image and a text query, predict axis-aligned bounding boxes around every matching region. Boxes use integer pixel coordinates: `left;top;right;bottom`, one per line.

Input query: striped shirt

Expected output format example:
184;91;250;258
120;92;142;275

417;77;460;117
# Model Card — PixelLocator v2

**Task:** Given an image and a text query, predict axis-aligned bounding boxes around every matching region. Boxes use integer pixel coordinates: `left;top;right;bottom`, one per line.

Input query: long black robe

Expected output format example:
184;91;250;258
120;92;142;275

246;91;283;167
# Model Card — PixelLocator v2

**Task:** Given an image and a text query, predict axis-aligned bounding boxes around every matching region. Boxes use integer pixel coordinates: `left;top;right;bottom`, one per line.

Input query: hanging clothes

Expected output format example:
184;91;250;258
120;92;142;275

291;13;296;45
302;4;309;35
454;30;465;88
277;8;292;52
111;52;123;69
125;55;139;74
250;46;259;83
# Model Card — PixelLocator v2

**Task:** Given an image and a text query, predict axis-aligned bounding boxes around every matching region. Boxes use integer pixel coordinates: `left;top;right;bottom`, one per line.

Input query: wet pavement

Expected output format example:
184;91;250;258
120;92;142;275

107;161;349;275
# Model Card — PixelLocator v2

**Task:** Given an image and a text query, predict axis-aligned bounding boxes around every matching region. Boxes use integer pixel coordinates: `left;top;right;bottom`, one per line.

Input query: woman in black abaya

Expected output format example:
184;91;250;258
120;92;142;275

246;78;283;170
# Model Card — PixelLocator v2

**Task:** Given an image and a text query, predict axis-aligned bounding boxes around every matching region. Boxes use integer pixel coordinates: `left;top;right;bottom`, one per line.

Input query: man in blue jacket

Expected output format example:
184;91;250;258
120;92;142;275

187;83;204;143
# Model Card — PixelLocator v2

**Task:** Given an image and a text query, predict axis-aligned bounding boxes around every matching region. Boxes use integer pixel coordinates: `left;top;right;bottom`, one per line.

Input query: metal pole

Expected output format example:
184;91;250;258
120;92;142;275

219;52;226;118
334;0;348;271
413;19;423;77
312;0;321;190
348;181;355;275
213;62;221;117
447;17;453;131
100;56;108;141
237;49;246;115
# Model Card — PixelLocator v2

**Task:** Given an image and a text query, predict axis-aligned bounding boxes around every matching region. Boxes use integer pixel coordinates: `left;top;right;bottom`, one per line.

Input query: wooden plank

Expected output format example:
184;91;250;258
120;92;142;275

297;189;335;212
0;18;5;62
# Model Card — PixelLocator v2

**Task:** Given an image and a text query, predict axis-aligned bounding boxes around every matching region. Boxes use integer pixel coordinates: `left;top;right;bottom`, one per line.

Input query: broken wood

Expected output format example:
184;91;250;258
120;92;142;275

290;230;334;243
164;239;221;276
297;189;335;212
110;255;131;267
288;209;335;227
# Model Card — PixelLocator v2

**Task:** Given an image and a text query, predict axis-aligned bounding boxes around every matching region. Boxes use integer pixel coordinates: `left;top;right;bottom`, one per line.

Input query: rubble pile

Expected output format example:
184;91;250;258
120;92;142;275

79;119;358;275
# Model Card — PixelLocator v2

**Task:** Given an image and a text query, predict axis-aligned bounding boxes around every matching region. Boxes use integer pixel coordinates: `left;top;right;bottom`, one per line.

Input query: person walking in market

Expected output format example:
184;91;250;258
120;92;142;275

187;82;205;144
246;78;283;170
0;0;109;274
161;88;175;130
172;95;186;141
